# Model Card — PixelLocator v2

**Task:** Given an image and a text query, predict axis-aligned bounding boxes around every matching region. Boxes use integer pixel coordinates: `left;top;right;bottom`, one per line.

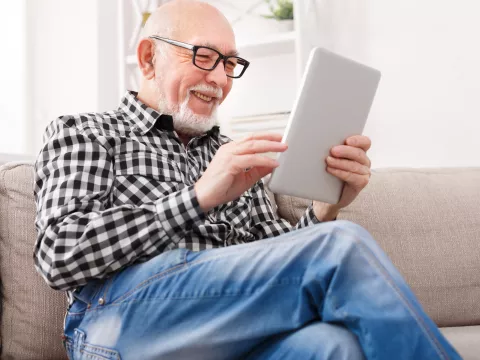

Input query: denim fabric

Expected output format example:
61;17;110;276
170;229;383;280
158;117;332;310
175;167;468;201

63;221;461;360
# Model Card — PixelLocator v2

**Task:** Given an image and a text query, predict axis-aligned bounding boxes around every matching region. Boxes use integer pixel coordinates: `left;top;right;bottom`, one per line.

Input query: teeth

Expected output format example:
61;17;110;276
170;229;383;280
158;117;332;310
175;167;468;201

193;91;213;102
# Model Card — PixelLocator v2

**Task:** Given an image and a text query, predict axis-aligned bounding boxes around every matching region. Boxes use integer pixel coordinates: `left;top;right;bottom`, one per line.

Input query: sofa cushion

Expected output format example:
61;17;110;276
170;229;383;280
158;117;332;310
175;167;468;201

0;162;68;360
441;326;480;360
275;168;480;327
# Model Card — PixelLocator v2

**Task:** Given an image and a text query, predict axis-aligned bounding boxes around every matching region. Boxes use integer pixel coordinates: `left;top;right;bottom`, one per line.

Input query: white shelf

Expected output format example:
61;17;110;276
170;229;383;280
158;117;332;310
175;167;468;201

237;31;296;59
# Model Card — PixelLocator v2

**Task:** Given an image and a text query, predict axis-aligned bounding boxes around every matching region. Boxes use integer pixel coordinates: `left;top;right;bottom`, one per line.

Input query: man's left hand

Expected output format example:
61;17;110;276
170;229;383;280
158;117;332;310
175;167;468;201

313;135;372;222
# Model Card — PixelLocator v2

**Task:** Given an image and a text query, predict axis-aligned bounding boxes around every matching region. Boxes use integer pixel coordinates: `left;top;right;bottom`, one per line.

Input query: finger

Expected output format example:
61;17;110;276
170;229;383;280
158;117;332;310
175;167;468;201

326;167;370;188
345;135;371;151
234;140;288;155
234;154;280;172
326;156;371;176
250;166;275;180
237;133;284;144
330;145;371;167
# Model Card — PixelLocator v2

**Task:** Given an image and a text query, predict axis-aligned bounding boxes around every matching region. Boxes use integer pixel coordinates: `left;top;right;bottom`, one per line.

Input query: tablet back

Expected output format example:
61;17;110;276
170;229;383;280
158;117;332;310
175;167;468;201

267;47;381;204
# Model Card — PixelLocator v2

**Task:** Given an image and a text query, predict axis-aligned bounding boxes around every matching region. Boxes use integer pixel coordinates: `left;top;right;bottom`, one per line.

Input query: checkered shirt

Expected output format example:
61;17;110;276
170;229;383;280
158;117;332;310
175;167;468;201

33;91;319;292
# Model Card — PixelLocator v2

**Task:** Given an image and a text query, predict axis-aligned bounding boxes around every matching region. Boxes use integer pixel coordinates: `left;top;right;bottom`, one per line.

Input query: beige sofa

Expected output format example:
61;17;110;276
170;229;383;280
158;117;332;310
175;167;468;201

0;161;479;359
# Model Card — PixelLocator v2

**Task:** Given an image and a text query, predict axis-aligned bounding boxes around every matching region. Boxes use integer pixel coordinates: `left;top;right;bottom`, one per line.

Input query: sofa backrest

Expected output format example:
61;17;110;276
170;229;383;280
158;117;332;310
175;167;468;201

275;167;480;327
0;162;68;360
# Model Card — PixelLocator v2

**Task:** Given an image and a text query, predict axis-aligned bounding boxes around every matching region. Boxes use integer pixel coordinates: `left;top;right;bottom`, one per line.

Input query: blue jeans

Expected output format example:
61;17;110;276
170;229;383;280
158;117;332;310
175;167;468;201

63;221;461;360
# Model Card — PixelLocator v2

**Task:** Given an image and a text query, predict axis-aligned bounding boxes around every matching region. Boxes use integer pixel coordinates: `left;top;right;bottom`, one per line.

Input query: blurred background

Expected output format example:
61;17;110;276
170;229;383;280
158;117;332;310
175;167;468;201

1;0;479;168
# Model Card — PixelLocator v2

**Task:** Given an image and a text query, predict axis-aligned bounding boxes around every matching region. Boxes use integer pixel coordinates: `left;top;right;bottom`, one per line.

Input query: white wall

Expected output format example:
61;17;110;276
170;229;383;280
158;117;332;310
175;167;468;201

363;0;480;168
26;0;98;156
26;0;118;157
5;0;479;168
0;0;28;155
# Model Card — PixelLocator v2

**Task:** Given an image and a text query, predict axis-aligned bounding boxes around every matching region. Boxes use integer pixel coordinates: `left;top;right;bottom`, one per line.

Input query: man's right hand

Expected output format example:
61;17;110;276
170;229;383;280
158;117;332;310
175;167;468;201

194;133;288;212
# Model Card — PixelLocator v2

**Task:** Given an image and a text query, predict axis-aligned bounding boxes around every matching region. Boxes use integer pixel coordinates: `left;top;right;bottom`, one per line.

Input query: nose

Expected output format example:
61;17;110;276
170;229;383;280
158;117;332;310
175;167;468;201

205;60;228;88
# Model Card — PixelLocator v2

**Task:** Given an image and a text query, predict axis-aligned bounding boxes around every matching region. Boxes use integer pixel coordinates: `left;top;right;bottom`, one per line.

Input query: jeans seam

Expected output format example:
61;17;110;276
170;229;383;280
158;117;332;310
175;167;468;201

79;349;113;360
83;343;120;356
110;252;188;305
104;226;320;306
81;280;303;312
110;232;314;307
353;233;449;359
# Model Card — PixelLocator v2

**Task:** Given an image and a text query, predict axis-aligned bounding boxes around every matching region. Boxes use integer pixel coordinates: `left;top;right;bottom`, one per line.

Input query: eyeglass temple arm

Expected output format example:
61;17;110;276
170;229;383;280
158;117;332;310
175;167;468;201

149;36;194;50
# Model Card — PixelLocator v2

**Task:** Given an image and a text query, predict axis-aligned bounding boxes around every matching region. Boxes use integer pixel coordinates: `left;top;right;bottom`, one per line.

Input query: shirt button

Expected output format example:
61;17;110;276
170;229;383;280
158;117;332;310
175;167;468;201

98;297;105;305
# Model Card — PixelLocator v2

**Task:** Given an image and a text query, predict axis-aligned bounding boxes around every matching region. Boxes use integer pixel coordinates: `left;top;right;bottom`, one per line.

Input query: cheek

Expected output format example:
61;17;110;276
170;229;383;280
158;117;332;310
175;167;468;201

178;72;206;100
163;79;181;104
221;82;233;103
158;64;190;105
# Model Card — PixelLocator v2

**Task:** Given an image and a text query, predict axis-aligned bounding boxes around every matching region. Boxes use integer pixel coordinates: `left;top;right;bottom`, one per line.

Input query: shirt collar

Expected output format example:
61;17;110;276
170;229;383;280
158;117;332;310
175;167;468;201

119;90;220;137
119;91;163;135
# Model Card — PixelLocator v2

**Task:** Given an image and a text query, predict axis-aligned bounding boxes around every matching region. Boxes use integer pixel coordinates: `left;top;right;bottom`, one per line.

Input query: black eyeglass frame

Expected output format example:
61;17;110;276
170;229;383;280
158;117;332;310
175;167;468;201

149;35;250;79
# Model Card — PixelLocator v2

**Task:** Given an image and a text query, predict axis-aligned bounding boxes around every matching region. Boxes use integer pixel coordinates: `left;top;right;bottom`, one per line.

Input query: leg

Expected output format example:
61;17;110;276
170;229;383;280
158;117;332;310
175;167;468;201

244;322;365;360
64;220;461;360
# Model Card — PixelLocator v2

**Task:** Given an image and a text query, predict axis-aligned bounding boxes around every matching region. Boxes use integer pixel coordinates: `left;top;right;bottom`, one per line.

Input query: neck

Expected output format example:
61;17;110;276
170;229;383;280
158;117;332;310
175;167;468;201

136;87;158;110
177;133;192;147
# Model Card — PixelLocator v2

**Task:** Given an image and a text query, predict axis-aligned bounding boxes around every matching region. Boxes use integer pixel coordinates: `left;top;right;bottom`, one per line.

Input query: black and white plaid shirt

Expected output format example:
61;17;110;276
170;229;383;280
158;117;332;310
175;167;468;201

34;91;319;292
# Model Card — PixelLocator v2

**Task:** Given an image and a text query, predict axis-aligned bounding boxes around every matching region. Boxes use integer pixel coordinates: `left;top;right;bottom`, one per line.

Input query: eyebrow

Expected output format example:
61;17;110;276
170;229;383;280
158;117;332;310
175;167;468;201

201;42;239;57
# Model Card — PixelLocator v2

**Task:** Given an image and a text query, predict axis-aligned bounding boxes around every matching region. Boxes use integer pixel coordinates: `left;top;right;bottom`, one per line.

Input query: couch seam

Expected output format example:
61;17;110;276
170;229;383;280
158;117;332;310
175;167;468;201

0;163;35;357
0;165;14;355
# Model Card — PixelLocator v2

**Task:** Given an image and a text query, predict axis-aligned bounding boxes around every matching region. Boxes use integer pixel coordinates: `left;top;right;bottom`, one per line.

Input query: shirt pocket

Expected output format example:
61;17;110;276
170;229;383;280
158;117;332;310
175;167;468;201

112;151;185;207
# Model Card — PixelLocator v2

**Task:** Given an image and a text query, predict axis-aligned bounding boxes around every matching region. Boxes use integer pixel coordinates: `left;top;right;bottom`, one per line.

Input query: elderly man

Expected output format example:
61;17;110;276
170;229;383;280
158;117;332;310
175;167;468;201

33;1;460;359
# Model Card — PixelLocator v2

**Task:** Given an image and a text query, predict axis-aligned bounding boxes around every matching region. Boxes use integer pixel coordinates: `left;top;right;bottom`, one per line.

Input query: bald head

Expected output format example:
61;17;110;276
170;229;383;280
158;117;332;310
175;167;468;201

142;0;234;41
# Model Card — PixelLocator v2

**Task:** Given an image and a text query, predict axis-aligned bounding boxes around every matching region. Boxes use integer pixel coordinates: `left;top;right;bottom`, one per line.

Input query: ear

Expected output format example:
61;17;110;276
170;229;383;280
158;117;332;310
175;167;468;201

137;38;156;80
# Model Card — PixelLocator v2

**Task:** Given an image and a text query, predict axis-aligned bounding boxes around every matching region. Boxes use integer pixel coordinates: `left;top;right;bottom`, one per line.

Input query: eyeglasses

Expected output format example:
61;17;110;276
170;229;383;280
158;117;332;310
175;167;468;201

149;35;250;79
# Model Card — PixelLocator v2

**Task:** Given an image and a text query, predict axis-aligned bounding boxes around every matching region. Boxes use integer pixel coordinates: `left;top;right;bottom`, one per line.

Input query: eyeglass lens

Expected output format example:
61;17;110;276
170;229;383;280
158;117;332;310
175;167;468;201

194;47;245;78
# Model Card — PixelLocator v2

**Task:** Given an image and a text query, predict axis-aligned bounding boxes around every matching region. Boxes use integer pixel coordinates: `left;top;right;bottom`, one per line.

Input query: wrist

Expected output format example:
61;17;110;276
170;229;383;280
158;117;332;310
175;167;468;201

313;202;340;222
194;183;214;213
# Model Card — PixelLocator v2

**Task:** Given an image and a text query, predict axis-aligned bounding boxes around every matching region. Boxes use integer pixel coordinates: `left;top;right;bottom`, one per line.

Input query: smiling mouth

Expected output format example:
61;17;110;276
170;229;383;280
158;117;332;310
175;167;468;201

192;91;215;103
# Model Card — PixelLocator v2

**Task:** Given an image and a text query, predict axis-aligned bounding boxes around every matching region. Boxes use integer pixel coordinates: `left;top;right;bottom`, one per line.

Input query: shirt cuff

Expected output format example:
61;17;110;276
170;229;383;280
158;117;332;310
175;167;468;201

155;185;205;243
306;203;321;225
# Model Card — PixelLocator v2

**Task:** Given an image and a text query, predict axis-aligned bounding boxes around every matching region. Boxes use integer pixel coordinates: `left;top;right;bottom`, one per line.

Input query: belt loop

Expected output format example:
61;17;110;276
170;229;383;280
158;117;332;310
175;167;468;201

73;329;86;349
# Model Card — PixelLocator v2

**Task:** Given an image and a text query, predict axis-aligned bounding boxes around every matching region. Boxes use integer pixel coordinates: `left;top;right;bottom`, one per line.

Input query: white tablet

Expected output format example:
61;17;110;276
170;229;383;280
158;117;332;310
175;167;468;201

266;47;381;204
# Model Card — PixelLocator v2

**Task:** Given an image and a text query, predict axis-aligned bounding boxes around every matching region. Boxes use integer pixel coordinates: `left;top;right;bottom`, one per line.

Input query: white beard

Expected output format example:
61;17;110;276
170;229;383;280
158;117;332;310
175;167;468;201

157;84;221;137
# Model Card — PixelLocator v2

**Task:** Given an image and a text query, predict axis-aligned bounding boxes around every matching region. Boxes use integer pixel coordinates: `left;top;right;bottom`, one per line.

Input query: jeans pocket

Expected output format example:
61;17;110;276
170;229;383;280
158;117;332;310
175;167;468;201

79;343;121;360
70;329;122;360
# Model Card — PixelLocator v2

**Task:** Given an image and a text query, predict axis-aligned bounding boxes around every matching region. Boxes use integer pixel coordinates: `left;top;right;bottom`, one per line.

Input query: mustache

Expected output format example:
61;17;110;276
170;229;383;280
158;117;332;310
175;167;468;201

188;84;223;99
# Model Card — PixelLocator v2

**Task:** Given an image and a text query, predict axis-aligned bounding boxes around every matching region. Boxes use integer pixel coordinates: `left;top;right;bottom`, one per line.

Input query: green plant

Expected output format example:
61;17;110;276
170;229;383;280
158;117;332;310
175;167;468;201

264;0;294;21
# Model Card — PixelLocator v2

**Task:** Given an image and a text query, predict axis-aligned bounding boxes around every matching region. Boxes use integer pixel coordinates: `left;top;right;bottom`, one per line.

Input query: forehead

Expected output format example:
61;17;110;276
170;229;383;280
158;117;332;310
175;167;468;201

186;36;237;55
184;25;237;56
193;40;239;57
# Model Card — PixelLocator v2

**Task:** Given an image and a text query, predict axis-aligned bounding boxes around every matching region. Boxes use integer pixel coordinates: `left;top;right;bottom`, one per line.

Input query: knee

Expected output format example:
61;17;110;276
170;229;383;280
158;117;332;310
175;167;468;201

319;220;376;250
296;220;381;267
331;220;370;238
291;323;365;360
